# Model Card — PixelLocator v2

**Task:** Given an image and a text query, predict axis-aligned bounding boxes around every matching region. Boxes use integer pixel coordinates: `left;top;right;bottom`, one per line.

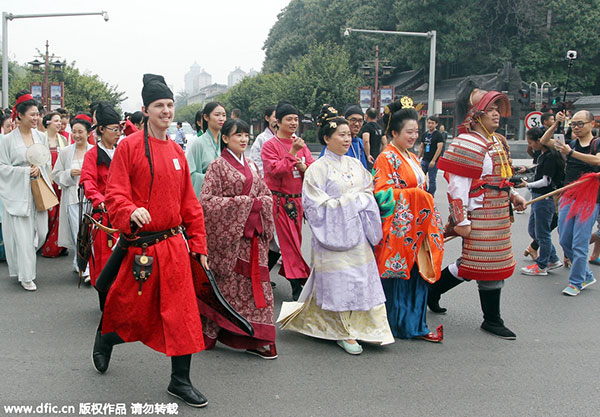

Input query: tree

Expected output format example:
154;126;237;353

174;102;203;130
7;60;125;112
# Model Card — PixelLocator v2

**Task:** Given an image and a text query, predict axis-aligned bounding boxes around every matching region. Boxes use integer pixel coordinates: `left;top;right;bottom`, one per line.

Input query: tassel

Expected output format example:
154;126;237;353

560;173;600;223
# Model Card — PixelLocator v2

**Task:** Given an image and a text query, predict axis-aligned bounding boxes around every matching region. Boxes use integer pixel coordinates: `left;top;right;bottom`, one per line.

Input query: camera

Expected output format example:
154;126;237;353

566;50;577;60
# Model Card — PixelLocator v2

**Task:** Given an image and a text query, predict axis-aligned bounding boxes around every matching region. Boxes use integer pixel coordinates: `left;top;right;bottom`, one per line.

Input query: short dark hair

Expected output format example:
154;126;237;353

220;118;250;149
541;112;554;125
427;115;439;123
526;127;543;141
42;111;61;128
231;108;242;118
130;111;144;125
264;105;276;119
56;108;69;116
177;121;182;127
366;107;378;119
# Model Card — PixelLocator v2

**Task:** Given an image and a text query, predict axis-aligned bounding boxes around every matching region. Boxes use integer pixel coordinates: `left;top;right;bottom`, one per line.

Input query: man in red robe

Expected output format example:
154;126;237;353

261;102;314;300
91;74;210;408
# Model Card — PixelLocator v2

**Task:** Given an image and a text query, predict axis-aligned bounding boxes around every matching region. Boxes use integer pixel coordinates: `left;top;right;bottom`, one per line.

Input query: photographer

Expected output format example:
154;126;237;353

542;110;600;296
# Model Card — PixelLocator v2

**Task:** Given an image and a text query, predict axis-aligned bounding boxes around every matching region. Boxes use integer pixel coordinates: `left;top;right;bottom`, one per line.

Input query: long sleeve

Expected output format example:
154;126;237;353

186;137;207;198
303;162;369;251
104;144;138;234
80;148;105;207
52;147;78;189
178;151;207;255
261;139;298;179
248;134;267;175
0;133;30;216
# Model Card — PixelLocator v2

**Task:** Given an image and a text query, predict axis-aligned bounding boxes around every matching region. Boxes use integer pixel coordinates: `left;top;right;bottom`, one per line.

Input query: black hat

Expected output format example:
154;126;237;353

142;74;174;107
95;102;121;126
275;101;299;121
344;104;364;119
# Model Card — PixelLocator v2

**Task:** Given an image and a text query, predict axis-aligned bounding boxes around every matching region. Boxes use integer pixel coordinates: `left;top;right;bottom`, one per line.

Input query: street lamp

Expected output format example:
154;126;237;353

2;11;108;108
344;27;437;117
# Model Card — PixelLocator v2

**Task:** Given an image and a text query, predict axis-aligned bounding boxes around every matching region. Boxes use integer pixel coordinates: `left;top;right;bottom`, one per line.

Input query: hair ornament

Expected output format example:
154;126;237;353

400;96;414;109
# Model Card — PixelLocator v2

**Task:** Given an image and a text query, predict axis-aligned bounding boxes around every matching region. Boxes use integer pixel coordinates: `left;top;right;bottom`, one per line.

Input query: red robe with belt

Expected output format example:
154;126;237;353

261;136;313;279
101;130;207;356
80;145;118;286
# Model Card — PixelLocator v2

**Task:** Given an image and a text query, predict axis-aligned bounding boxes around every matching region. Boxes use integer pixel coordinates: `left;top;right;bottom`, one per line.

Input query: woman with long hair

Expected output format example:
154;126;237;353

186;102;226;197
0;91;53;290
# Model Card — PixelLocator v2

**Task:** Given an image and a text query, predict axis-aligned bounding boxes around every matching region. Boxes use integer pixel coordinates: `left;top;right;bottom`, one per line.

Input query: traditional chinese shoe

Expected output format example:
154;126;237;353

167;355;208;408
92;330;112;374
336;340;363;355
21;280;37;291
416;325;443;343
246;344;278;360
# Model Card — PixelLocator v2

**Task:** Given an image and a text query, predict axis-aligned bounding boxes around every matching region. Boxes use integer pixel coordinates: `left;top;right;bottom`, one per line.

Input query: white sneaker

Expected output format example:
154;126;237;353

21;281;37;291
84;276;91;284
546;260;564;271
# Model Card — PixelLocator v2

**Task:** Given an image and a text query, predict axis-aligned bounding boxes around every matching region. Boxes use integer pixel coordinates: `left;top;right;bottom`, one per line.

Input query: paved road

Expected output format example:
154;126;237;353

1;162;600;417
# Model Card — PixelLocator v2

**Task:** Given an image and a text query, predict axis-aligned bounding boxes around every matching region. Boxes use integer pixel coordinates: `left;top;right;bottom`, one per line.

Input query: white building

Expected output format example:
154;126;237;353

185;62;212;95
227;67;247;88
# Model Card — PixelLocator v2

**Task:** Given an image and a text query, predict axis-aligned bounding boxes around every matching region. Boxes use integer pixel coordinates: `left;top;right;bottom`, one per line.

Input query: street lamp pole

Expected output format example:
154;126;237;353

2;11;108;108
345;27;437;117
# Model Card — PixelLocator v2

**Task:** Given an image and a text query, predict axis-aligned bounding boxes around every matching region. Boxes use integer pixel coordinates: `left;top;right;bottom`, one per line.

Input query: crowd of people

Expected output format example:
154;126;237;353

1;74;599;410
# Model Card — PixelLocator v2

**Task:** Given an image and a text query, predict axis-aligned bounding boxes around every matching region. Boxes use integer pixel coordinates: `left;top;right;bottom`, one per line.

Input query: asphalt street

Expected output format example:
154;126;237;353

1;160;600;417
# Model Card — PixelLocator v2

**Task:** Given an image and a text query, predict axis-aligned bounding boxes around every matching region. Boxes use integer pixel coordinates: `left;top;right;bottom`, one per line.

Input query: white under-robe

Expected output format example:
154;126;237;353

0;128;52;282
52;142;93;274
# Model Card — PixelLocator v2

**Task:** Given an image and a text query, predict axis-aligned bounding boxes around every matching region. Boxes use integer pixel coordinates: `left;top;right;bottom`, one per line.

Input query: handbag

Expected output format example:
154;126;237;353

30;176;58;211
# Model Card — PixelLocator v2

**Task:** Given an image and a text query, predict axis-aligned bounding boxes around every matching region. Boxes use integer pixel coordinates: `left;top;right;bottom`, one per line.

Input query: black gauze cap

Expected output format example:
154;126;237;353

95;102;121;126
275;102;299;121
344;104;364;119
142;74;174;107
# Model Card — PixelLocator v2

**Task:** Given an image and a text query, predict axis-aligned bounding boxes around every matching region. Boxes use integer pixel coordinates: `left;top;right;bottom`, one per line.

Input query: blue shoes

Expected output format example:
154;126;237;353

336;340;363;355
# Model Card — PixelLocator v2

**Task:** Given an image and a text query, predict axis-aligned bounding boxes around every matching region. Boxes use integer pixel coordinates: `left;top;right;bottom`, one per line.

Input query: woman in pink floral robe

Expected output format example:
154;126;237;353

199;119;277;359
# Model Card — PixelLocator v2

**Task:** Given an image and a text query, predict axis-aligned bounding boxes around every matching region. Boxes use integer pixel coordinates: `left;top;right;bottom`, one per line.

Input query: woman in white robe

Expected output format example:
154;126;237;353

52;114;94;280
0;91;52;291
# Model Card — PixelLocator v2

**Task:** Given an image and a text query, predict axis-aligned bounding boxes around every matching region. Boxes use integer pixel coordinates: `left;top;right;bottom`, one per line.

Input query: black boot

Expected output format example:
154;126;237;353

427;267;463;314
478;289;516;340
92;331;124;373
167;355;208;408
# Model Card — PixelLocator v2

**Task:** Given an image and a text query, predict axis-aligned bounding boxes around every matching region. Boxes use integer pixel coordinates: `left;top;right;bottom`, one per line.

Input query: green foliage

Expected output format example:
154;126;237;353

174;102;203;129
262;0;600;94
5;60;125;112
217;43;360;138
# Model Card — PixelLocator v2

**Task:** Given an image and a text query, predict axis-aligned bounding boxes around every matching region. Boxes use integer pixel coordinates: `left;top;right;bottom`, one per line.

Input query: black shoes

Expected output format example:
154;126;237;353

478;289;516;340
92;331;124;373
92;330;113;373
167;355;208;408
427;267;463;314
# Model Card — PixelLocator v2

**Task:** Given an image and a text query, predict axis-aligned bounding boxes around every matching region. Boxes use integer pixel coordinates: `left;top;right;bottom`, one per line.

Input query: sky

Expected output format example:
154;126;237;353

3;0;290;112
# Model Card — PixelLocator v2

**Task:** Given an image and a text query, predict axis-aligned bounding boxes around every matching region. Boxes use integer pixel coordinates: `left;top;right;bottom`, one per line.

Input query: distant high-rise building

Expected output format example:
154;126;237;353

227;67;247;88
185;62;212;94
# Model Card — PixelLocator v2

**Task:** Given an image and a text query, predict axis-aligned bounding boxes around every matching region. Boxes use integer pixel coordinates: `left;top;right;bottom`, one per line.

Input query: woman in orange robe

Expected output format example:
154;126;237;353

372;101;444;341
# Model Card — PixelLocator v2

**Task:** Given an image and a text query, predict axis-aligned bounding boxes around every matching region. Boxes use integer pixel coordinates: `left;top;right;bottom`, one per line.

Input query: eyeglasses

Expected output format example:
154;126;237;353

104;126;122;133
347;118;364;124
570;121;590;128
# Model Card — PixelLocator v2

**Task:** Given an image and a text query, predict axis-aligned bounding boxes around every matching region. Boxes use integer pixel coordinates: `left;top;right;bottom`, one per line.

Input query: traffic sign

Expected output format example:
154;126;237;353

524;111;542;129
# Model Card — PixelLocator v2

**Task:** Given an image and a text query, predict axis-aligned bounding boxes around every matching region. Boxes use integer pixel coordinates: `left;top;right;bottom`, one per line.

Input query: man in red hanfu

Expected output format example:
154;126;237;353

91;74;210;408
261;102;314;300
